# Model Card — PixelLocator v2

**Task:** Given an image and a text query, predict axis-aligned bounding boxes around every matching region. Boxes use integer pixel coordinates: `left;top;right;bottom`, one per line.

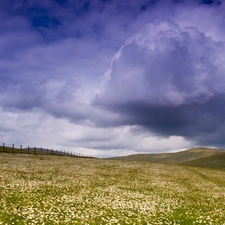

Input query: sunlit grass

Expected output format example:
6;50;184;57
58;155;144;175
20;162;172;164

0;153;225;224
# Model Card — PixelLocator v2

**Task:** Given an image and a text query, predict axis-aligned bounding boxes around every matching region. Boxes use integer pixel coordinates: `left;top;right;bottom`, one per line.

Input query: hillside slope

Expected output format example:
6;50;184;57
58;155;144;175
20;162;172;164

108;148;225;169
181;152;225;169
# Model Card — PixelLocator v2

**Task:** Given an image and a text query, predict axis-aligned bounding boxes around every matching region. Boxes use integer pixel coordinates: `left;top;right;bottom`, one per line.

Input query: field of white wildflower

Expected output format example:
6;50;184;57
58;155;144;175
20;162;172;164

0;153;225;225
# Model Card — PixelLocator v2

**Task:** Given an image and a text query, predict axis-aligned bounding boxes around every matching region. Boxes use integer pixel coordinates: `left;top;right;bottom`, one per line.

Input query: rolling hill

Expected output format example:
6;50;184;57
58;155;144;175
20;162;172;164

108;148;225;169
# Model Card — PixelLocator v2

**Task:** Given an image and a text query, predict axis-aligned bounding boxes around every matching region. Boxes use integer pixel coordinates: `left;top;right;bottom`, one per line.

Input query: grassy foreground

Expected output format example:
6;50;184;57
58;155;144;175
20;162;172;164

0;153;225;224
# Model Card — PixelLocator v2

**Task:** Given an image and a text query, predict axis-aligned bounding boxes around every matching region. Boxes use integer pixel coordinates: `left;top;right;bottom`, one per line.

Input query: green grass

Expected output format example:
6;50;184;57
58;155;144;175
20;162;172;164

0;146;45;154
0;153;225;224
182;152;225;169
0;146;20;153
108;147;225;169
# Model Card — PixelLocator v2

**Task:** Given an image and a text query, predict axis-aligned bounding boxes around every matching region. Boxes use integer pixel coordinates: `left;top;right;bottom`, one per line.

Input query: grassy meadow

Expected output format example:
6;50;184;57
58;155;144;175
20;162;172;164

0;153;225;224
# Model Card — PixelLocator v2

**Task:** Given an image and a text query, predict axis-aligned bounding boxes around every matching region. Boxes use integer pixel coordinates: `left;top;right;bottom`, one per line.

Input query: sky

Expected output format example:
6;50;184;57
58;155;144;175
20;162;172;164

1;0;225;158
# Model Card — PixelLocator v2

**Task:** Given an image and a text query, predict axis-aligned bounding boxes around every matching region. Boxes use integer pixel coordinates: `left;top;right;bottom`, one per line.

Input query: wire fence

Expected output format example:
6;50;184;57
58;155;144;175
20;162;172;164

0;143;92;158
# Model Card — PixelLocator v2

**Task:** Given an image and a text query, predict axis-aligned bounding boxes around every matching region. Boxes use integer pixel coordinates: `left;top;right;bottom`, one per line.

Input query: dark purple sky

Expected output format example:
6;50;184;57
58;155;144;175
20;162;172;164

0;0;225;157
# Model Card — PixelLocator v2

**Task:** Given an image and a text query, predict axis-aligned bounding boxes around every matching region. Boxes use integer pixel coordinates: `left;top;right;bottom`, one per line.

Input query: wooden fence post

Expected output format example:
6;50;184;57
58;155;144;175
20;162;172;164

20;145;22;154
41;147;42;155
35;147;36;154
28;146;29;154
3;143;4;152
12;144;14;153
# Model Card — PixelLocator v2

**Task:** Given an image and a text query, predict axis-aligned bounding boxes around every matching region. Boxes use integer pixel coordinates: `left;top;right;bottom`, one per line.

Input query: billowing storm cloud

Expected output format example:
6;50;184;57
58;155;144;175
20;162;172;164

0;0;225;157
95;19;225;147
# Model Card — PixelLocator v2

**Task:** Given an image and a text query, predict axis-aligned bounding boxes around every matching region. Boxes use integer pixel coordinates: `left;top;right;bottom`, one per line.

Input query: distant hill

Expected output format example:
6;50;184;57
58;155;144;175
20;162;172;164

182;152;225;169
108;148;225;169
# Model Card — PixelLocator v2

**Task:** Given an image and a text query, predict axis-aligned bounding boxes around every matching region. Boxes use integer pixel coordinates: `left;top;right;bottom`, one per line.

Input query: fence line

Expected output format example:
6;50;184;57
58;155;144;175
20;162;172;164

0;143;92;158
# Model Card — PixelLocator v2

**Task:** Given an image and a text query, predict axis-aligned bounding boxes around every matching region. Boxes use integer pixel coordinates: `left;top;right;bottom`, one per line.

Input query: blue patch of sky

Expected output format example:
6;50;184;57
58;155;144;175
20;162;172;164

201;0;214;4
27;7;61;29
31;15;60;28
83;1;91;11
139;0;160;11
55;0;68;6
